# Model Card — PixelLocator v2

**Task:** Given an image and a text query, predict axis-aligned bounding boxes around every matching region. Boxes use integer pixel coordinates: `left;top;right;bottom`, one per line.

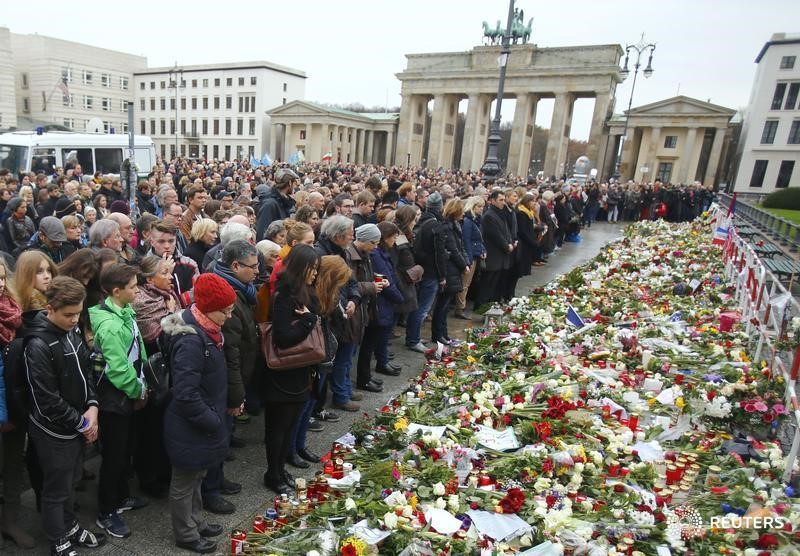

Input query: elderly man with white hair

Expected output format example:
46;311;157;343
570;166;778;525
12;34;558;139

88;219;123;254
106;212;141;264
201;217;254;272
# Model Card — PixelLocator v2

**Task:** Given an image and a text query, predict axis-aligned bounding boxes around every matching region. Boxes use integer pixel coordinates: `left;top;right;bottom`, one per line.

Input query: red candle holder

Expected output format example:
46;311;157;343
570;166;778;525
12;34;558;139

628;414;639;431
607;461;620;477
666;465;681;485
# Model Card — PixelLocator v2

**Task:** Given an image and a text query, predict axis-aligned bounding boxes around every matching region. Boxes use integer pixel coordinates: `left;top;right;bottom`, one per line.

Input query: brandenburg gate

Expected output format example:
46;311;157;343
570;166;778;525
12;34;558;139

394;43;624;176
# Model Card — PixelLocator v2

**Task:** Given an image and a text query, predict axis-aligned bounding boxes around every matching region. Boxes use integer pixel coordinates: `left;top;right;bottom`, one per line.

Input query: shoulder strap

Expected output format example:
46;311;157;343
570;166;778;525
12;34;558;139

25;330;68;371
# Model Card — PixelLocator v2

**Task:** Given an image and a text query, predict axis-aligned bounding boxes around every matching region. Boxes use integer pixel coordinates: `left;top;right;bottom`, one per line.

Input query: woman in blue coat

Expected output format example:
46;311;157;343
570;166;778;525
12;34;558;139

357;222;404;380
455;196;486;319
162;273;236;555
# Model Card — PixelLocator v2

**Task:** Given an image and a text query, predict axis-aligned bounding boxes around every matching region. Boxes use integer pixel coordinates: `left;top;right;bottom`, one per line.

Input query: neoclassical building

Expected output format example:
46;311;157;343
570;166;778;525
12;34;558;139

606;96;736;185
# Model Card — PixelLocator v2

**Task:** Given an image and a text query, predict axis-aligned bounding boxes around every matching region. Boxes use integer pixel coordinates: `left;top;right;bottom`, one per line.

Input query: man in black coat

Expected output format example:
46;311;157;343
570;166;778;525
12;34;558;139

255;169;298;240
477;190;513;307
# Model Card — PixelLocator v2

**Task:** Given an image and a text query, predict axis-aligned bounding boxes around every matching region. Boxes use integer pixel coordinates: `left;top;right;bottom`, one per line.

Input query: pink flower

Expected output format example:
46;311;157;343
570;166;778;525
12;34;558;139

773;404;787;415
753;401;769;413
743;402;757;413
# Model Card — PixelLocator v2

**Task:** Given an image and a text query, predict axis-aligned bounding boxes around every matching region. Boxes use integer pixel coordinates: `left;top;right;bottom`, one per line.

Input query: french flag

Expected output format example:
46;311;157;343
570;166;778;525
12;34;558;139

712;219;730;246
566;305;586;328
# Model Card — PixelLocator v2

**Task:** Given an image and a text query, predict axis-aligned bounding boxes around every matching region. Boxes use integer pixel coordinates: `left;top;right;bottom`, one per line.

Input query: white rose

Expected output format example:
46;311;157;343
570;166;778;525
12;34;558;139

402;505;413;517
435;497;447;510
433;482;446;496
581;500;593;512
383;512;398;529
344;498;357;511
448;494;460;512
519;534;533;547
307;551;321;556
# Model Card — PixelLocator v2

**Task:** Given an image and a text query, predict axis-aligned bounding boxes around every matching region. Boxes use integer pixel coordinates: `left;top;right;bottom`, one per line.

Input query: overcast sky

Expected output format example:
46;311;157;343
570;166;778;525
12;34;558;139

3;0;799;140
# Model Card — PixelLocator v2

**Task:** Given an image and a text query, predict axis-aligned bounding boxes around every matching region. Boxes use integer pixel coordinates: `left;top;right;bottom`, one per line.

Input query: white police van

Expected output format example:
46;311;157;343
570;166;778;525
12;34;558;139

0;130;156;178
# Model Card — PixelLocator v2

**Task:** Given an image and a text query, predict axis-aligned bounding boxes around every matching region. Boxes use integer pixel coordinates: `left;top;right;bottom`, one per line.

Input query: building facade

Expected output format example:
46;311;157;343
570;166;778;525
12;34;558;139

267;101;398;164
9;31;146;133
734;33;800;193
0;28;17;130
607;96;736;185
133;62;305;162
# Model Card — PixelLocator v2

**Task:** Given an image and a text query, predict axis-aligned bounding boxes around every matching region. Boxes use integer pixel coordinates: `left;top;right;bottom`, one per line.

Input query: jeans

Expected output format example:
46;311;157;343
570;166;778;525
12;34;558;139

292;375;325;455
201;414;232;501
330;342;356;405
405;278;439;346
607;205;619;222
431;291;455;342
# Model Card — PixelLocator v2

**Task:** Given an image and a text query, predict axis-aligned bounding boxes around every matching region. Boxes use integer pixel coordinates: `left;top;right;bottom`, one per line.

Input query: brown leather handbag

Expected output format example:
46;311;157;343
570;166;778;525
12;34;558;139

258;317;326;371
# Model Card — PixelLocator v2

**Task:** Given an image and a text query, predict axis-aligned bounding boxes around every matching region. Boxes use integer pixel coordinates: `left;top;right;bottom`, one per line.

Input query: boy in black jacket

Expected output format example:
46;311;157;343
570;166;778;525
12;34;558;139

24;276;106;556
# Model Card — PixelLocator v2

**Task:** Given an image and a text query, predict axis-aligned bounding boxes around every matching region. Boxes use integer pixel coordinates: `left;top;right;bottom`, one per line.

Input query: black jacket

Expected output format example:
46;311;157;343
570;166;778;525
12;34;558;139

24;311;98;439
220;286;259;409
314;236;361;305
440;220;468;294
481;205;512;272
413;210;447;280
341;244;378;344
184;241;212;270
255;187;295;241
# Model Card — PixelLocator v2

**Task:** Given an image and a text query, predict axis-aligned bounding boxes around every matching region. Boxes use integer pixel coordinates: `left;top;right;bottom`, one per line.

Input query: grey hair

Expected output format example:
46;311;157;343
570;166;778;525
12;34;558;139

255;239;280;259
320;214;353;241
221;239;258;266
265;219;286;239
156;184;176;204
219;222;254;246
88;219;120;247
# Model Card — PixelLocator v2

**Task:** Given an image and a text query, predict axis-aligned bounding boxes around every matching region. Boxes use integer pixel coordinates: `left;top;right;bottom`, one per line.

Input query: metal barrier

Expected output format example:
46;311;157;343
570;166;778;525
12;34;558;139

717;209;800;483
719;193;800;252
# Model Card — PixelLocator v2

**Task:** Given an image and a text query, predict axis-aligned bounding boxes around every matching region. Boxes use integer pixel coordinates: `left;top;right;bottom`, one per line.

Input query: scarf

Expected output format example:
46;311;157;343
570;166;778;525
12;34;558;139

190;304;224;349
0;294;22;345
517;204;536;221
214;263;257;305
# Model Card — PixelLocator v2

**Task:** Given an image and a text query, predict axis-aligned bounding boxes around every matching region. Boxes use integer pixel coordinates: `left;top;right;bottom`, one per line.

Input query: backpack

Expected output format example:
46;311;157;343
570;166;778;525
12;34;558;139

2;331;65;423
140;331;172;407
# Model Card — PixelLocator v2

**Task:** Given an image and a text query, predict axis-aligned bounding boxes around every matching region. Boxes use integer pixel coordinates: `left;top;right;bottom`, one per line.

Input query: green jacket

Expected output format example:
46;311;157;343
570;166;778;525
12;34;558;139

89;297;147;401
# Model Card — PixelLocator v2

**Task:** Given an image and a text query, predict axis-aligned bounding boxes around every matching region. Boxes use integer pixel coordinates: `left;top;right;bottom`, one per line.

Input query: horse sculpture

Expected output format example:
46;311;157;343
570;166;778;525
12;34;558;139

481;20;503;45
483;14;532;45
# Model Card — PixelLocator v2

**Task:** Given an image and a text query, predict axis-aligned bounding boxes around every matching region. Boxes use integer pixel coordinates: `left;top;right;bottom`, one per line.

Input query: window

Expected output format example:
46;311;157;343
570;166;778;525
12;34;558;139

150;119;156;135
180;98;186;110
180;145;186;157
63;118;74;129
772;83;787;110
214;78;220;87
238;97;244;112
202;120;208;135
150;98;156;111
191;79;197;88
249;119;255;136
781;56;797;69
170;120;175;134
160;98;166;111
84;96;93;110
162;144;167;158
212;145;219;159
170;98;176;110
140;120;146;134
250;96;255;112
750;160;768;187
62;68;73;83
140;99;145;111
283;82;287;92
777;160;795;188
761;120;779;144
191;97;197;110
789;120;800;144
22;97;30;113
139;82;145;90
160;120;166;135
202;79;208;87
213;119;219;134
150;81;155;90
224;145;231;160
121;122;128;133
21;73;28;89
225;119;231;135
226;77;232;86
251;76;257;85
190;120;197;136
656;162;673;183
120;77;129;90
63;94;74;108
82;70;93;85
120;100;127;112
238;77;244;86
664;136;677;148
214;96;220;109
236;119;243;135
225;96;232;109
785;83;800;110
101;98;111;111
202;97;208;109
160;81;166;89
101;73;111;87
300;130;306;140
180;120;186;135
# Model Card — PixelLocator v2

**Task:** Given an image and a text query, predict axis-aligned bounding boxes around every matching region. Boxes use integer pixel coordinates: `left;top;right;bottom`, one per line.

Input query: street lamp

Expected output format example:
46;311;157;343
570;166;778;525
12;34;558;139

480;0;516;184
613;33;656;180
167;63;184;160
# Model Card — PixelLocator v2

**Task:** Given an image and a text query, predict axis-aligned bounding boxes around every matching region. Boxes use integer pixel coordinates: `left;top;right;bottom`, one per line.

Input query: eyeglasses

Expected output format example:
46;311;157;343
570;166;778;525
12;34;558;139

217;307;234;317
238;261;259;270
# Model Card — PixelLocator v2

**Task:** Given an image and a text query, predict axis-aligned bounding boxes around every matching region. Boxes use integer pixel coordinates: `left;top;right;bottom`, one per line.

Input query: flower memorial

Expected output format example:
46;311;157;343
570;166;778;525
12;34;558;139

240;218;800;555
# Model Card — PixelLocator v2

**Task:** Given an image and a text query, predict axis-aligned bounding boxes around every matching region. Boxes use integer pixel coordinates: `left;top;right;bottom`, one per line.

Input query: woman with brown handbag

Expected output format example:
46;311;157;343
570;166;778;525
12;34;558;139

261;244;321;495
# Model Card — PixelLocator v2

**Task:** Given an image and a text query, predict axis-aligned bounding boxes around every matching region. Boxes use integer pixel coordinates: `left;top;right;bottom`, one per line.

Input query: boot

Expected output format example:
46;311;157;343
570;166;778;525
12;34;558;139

1;504;36;548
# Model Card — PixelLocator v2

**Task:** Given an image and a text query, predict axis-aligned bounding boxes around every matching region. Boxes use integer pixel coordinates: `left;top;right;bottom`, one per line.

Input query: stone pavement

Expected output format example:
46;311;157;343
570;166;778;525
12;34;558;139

4;223;625;556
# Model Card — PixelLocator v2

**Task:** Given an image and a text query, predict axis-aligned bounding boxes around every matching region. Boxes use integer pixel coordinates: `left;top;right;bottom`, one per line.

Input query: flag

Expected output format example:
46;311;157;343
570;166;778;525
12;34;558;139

727;192;737;218
712;218;730;246
321;151;332;162
288;150;305;165
566;305;585;328
56;77;70;104
249;155;259;167
261;153;272;166
669;311;682;322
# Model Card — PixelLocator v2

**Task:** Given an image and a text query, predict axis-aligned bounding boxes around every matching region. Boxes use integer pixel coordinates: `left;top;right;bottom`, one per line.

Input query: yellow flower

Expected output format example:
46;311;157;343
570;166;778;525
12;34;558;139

467;355;477;364
409;495;418;510
648;398;657;407
394;417;408;431
675;397;685;410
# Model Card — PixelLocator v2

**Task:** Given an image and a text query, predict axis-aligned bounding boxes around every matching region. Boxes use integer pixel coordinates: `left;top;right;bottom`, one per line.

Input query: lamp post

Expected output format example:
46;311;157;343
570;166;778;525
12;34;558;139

480;0;515;184
613;34;656;181
167;63;184;160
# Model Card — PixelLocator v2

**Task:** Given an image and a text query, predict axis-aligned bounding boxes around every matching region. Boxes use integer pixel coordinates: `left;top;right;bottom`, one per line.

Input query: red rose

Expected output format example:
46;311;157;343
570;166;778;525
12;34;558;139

756;533;779;549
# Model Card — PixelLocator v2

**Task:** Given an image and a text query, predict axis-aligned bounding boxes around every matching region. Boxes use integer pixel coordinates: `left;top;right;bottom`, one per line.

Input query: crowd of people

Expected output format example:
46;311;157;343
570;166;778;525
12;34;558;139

0;157;717;555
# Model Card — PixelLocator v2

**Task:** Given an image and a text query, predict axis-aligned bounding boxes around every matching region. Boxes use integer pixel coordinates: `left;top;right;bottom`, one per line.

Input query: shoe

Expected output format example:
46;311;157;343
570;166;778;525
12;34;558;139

314;409;340;422
230;436;247;448
198;524;223;538
375;365;400;376
407;342;428;353
95;512;130;539
434;337;452;346
67;523;106;548
388;351;395;359
116;495;148;513
333;401;361;412
349;392;364;401
282;470;296;489
371;375;383;385
263;474;293;496
202;496;236;515
287;453;311;469
356;381;382;393
298;448;321;463
307;417;324;432
220;479;242;495
234;413;251;424
176;538;217;554
454;311;472;320
51;537;78;556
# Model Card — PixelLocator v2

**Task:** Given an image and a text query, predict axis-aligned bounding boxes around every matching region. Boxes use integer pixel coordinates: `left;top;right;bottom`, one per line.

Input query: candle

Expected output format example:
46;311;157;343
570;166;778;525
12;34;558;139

608;460;620;477
628;413;639;431
666;465;680;485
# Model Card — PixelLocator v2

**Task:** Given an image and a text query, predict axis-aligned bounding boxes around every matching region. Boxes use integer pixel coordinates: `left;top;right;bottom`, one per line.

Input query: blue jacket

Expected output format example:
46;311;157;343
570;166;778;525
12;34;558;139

462;213;486;264
369;247;404;327
161;309;228;471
